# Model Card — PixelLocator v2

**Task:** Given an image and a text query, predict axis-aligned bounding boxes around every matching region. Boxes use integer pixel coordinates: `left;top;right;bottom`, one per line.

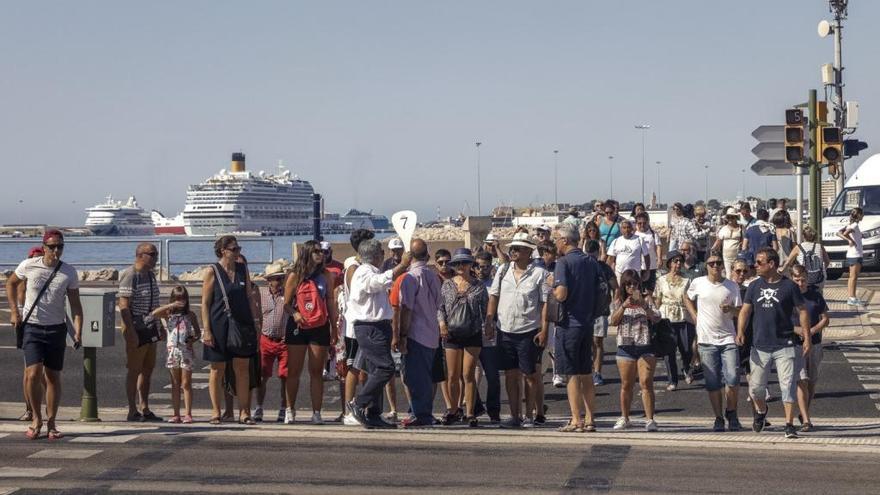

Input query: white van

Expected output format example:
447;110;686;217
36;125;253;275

822;153;880;279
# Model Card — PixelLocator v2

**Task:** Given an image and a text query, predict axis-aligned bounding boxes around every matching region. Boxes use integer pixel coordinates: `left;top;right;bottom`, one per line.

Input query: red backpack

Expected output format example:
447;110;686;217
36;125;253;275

295;278;329;329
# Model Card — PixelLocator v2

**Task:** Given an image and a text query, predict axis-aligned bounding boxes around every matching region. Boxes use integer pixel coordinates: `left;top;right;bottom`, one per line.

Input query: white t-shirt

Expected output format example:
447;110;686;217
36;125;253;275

608;235;647;275
716;225;742;260
845;223;863;258
636;230;660;270
686;277;741;346
14;257;80;326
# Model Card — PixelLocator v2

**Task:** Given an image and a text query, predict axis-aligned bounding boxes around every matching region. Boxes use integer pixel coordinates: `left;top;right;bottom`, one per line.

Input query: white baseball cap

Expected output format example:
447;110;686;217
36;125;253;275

319;241;332;251
485;233;497;243
388;238;405;250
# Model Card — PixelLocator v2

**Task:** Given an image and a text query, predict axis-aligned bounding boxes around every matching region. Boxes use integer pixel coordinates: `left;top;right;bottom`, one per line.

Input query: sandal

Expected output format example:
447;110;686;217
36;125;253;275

239;416;256;425
559;422;584;433
25;425;42;440
182;415;193;424
19;411;34;422
209;417;222;425
583;424;597;433
467;416;478;428
47;428;64;441
168;416;182;424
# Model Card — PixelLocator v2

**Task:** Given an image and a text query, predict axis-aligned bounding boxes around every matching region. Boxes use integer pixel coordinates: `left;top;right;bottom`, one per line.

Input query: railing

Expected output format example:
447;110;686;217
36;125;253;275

160;237;275;282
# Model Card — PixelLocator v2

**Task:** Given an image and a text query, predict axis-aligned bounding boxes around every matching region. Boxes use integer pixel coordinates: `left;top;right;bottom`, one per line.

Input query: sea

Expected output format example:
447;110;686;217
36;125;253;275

0;233;391;276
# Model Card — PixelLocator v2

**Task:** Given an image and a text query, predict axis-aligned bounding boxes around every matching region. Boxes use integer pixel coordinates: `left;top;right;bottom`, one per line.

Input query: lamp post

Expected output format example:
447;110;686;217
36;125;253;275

655;160;661;207
741;169;746;200
608;155;614;198
553;150;559;210
635;124;651;204
704;165;710;203
475;142;482;215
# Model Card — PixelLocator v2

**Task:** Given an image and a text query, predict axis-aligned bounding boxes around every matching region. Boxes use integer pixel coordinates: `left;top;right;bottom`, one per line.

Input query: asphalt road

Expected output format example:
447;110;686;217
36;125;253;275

0;278;878;424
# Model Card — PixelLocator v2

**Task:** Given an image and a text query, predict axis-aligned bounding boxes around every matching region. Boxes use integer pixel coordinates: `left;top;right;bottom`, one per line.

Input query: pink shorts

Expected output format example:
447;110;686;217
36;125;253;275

260;337;289;379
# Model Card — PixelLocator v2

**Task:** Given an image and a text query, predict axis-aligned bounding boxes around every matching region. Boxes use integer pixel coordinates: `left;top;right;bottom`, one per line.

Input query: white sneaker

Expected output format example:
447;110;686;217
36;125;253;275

311;411;324;425
613;417;632;430
284;408;295;425
522;418;536;428
342;413;360;426
645;419;658;432
552;374;566;388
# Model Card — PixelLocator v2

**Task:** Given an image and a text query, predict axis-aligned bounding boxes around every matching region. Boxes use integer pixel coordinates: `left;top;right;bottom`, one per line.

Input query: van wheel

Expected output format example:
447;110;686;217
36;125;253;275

826;270;843;281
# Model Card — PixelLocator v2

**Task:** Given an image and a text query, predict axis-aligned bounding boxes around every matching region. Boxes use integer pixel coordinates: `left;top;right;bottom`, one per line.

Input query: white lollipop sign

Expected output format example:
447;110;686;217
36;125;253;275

391;210;417;252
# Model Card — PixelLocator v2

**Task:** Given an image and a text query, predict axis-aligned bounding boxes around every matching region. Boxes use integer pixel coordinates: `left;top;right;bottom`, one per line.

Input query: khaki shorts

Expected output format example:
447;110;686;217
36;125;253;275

126;340;157;371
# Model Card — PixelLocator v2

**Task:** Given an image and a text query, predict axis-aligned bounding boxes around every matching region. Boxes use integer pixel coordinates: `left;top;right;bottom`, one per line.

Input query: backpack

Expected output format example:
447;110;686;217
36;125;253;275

749;225;775;253
295;276;330;329
799;243;825;286
594;262;613;317
446;290;480;339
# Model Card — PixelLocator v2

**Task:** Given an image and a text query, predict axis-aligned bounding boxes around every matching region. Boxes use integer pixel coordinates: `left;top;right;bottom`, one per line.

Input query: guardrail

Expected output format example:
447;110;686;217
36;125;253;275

160;237;275;282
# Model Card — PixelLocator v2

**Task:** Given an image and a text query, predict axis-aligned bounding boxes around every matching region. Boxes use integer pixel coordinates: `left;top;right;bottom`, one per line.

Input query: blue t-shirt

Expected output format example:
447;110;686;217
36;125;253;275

599;218;622;247
745;224;776;256
553;248;597;328
790;287;828;345
745;277;805;349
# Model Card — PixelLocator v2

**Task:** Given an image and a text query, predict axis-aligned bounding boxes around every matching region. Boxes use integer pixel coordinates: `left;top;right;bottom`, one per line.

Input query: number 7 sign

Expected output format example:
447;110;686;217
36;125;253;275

391;210;418;252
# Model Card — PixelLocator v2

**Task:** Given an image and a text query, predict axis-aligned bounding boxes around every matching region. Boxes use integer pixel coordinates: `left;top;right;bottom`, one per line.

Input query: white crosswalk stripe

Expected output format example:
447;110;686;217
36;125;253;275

0;467;59;478
28;449;102;460
839;342;880;414
70;434;140;444
0;487;19;495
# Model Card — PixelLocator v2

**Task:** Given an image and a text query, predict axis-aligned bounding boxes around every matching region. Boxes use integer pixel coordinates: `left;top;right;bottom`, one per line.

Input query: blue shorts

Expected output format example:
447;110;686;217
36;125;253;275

554;325;593;376
498;329;540;374
698;343;740;391
616;344;655;362
846;257;863;267
22;323;67;371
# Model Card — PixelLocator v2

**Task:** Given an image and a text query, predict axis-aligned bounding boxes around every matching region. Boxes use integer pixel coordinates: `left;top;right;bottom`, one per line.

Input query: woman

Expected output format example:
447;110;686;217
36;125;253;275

780;226;830;291
283;240;337;425
837;207;864;306
598;200;622;248
713;214;744;277
630;202;646;220
772;210;795;265
635;212;662;292
654;251;694;391
668;203;697;253
438;248;489;427
610;270;661;432
583;221;606;261
202;235;260;425
790;265;830;432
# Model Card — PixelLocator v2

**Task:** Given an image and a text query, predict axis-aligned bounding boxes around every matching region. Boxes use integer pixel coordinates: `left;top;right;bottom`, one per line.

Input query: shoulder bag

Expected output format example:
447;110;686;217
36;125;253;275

650;318;677;357
132;271;163;347
16;261;63;349
211;264;257;356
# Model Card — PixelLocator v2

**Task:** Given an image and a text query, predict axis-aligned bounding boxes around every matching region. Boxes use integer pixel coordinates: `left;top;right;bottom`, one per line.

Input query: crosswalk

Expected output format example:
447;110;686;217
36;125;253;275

839;341;880;412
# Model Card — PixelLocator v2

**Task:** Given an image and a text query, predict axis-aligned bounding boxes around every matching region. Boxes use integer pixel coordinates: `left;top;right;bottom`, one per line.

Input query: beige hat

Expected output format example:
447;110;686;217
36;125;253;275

264;261;289;278
508;232;537;250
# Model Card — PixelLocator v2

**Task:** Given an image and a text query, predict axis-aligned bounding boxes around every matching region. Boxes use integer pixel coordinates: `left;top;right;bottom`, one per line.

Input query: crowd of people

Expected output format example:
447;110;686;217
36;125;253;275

4;198;863;440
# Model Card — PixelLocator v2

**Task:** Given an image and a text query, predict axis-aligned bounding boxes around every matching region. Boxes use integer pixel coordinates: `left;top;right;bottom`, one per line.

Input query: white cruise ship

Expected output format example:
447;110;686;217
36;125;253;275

84;195;155;236
183;153;316;236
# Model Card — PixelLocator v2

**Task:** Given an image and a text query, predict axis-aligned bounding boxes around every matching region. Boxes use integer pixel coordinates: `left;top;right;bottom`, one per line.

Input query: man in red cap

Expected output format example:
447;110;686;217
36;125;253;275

17;246;45;422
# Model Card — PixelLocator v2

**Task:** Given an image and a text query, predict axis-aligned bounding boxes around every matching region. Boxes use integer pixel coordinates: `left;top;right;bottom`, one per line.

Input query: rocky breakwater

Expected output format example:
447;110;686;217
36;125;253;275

174;258;293;283
413;226;519;243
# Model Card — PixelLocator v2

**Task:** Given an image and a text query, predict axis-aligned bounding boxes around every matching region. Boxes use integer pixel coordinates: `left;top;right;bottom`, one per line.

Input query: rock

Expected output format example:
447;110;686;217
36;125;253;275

77;268;119;282
175;266;210;282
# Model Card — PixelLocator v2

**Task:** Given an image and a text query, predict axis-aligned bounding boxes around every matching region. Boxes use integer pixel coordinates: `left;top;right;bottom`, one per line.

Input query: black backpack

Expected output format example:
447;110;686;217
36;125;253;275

446;290;480;339
594;262;613;317
799;243;825;286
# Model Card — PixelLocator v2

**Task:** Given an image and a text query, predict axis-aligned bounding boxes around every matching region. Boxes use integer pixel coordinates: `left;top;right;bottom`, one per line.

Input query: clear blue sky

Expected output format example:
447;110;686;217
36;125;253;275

2;0;878;225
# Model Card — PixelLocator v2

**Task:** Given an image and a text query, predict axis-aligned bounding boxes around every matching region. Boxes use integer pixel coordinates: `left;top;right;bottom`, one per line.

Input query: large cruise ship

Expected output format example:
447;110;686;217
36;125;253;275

84;195;155;236
183;153;316;236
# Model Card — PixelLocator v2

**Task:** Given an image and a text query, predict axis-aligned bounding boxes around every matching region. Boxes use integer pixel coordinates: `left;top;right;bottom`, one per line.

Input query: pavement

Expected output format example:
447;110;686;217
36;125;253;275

1;278;880;493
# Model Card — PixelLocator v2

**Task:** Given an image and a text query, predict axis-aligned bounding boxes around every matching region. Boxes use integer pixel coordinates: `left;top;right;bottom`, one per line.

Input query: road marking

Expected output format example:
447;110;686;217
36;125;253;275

846;359;880;364
870;393;880;400
202;365;212;370
843;352;880;358
191;372;210;380
149;393;172;400
71;434;140;444
0;487;19;495
0;434;8;440
164;382;208;390
860;383;880;390
856;375;880;381
852;366;880;372
0;346;18;350
28;449;101;460
0;467;59;478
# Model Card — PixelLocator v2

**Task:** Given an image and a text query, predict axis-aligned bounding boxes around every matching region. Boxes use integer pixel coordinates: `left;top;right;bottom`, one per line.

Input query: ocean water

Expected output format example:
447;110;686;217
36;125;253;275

0;233;390;275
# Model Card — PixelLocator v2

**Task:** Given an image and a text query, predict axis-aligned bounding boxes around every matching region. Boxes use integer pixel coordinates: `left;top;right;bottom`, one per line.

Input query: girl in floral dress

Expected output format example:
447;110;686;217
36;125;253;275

152;286;200;424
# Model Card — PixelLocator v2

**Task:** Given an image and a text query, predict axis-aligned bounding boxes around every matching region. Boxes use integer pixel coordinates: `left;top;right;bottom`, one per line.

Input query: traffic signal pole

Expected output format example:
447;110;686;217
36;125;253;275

809;89;822;237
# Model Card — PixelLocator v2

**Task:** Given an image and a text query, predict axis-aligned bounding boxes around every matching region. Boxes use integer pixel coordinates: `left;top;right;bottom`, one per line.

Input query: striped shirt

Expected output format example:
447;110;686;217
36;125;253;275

118;267;160;318
259;286;288;340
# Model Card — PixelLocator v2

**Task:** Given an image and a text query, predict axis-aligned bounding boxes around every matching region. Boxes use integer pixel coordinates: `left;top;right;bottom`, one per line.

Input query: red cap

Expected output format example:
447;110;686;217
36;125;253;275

28;246;44;258
42;229;64;244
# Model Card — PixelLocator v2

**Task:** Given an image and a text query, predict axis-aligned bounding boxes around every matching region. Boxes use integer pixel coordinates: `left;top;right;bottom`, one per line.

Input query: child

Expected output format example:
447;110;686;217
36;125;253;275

151;286;200;424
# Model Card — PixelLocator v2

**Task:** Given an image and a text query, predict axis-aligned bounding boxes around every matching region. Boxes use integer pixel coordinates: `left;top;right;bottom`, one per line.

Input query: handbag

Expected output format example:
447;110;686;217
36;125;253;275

651;318;677;357
132;272;163;347
211;264;258;356
16;261;63;349
546;291;565;324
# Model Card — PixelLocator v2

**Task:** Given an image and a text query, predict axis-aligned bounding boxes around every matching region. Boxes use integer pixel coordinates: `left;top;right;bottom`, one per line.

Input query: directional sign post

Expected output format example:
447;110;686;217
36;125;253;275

750;123;804;240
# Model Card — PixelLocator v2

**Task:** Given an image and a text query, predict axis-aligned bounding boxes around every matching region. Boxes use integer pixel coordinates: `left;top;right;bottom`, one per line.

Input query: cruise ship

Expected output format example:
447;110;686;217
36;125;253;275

151;210;185;235
84;195;155;236
183;153;316;236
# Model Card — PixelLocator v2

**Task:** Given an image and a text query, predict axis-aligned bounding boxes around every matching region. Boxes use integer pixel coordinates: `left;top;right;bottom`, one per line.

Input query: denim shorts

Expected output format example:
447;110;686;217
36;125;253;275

616;344;655;362
749;345;799;404
593;316;608;338
698;343;739;391
22;323;68;371
846;257;863;267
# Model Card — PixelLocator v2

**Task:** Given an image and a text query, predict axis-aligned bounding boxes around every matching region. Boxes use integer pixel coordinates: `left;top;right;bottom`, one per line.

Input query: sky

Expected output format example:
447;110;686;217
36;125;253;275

2;0;878;226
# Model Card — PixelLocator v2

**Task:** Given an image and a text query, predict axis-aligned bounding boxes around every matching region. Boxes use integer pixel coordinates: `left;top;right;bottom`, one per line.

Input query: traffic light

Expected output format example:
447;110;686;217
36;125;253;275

784;108;805;163
819;126;843;165
844;139;869;158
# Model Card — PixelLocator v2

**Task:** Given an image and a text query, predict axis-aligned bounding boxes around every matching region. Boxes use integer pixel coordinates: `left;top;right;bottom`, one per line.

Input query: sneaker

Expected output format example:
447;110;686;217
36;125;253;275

500;417;522;429
684;372;694;385
253;407;264;422
666;383;677;392
613;417;632;430
284;408;295;425
365;415;396;429
383;411;398;423
645;419;658;432
553;374;566;388
400;416;434;428
311;411;324;425
784;423;799;439
800;421;814;432
713;416;725;432
847;297;859;306
277;408;286;423
488;414;502;424
534;415;546;426
342;413;360;426
522;418;535;428
752;409;767;433
725;410;742;431
348;400;369;427
593;373;604;386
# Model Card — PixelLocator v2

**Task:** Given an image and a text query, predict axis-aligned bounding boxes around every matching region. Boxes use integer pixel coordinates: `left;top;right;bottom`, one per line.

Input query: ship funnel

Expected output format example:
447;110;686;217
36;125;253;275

231;152;246;173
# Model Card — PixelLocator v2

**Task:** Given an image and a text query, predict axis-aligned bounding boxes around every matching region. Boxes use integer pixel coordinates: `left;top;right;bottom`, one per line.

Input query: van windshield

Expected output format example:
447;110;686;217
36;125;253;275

829;186;880;216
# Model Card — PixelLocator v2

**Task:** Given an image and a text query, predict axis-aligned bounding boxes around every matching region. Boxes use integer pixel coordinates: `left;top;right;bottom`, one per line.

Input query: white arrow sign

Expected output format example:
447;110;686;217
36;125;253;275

391;210;417;252
751;142;784;160
750;125;784;143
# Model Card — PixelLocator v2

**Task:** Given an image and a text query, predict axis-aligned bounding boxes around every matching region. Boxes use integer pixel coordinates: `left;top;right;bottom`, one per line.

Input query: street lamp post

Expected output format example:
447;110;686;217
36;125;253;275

704;165;709;203
553;150;559;209
608;155;614;199
475;142;482;215
635;124;651;204
741;169;746;200
655;160;661;207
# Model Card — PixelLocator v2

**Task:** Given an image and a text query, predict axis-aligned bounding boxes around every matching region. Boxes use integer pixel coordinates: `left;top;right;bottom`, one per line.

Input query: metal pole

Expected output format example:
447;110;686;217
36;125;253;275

80;347;99;421
641;131;646;203
475;142;482;215
809;89;822;235
832;4;846;194
312;193;322;241
704;165;709;203
795;166;804;242
553;150;559;208
655;161;661;206
608;155;614;198
741;169;746;200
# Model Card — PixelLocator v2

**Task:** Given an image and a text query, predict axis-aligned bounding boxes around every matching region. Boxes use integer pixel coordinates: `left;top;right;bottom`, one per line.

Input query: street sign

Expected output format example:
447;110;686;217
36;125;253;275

751;142;784;161
750;124;794;175
750;125;784;143
751;159;800;176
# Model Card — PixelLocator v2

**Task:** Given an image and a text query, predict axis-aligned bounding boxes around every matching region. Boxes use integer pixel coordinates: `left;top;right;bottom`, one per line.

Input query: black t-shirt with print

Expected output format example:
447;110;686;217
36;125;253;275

790;287;829;345
745;277;805;349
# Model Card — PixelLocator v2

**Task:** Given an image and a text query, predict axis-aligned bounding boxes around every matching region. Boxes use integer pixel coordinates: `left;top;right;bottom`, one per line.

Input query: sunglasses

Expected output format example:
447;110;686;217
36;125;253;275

734;269;747;274
44;243;64;250
225;246;241;253
707;261;723;267
755;260;768;266
139;251;158;257
436;260;449;265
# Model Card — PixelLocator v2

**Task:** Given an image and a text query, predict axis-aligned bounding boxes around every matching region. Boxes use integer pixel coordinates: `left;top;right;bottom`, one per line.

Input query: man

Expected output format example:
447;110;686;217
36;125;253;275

347;239;411;428
685;251;743;432
398;239;443;428
341;228;375;425
743;209;779;257
434;249;454;281
381;238;405;272
551;223;599;432
482;234;509;267
487;233;550;428
7;230;83;440
586;240;617;387
118;242;162;422
692;205;713;263
606;219;650;282
255;262;290;423
321;241;344;288
739;202;757;229
678;241;707;279
562;207;582;229
473;250;501;422
736;247;811;439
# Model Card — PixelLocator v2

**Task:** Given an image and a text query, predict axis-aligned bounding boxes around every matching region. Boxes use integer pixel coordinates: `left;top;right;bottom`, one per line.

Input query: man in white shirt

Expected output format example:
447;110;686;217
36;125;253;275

684;251;743;432
347;239;411;428
606;220;649;281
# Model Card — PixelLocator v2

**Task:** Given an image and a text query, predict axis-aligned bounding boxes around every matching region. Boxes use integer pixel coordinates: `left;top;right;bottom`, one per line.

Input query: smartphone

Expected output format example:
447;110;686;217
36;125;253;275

74;341;82;350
